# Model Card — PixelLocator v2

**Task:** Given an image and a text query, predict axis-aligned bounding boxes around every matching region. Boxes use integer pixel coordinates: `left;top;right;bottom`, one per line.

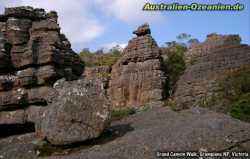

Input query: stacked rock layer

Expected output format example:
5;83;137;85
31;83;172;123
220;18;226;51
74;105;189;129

109;24;166;110
174;34;250;110
0;7;83;125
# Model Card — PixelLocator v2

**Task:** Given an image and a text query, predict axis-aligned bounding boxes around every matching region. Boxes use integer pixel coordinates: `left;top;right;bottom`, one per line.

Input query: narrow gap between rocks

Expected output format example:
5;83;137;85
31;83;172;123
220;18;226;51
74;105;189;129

0;122;35;138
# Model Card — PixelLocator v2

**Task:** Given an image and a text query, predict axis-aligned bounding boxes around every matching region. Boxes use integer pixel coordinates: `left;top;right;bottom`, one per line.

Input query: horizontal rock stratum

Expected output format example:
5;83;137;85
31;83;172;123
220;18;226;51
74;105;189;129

109;23;166;110
174;34;250;110
0;6;84;127
0;6;112;146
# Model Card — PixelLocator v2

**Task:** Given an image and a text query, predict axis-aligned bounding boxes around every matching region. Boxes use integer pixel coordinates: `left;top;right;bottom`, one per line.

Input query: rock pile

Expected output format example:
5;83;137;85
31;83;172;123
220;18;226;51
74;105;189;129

109;23;166;110
0;7;83;129
174;34;250;110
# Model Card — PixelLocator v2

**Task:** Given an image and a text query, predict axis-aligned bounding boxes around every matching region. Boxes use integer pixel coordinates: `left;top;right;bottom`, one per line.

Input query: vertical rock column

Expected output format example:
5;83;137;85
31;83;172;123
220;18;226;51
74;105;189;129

109;24;166;110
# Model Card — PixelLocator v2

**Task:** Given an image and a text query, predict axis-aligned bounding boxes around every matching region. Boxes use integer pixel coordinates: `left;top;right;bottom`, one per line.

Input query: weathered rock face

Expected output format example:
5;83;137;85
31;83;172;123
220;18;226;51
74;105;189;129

109;24;166;110
83;66;111;92
39;78;110;145
174;34;250;110
0;7;83;129
56;107;250;159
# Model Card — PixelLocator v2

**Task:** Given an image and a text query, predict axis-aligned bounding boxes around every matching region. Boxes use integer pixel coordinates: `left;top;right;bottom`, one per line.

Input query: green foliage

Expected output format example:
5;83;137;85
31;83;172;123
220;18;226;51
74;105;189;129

199;95;216;108
96;72;111;79
79;49;96;67
176;33;191;41
162;44;187;96
230;93;250;122
165;98;177;111
220;65;250;101
134;105;151;113
198;93;230;113
218;65;250;122
96;52;121;66
111;108;136;121
79;47;122;67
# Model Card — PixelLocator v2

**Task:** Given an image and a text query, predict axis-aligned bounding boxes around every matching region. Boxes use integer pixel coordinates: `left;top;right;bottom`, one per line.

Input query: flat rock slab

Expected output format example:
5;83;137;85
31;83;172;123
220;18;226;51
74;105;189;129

0;133;38;159
1;107;250;159
45;107;250;159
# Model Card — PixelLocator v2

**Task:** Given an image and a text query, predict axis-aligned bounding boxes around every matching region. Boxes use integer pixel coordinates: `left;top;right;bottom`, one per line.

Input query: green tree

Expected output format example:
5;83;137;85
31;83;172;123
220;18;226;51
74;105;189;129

162;43;187;96
79;46;122;67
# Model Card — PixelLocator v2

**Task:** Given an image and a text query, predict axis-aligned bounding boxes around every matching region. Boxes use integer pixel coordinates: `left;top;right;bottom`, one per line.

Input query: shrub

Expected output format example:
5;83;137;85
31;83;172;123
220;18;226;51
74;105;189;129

166;98;177;111
198;93;230;113
79;50;97;67
161;44;187;97
79;47;122;67
218;65;250;121
230;93;250;122
111;108;136;121
220;65;250;101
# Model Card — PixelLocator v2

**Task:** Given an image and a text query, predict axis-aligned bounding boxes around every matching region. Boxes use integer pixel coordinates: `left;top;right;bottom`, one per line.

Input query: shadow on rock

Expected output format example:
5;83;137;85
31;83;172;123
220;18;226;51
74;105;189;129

36;124;134;157
0;123;35;138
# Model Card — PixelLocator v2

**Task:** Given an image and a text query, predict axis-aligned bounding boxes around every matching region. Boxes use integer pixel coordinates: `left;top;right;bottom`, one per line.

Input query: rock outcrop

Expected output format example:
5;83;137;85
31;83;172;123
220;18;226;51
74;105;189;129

52;107;250;159
109;24;166;110
0;7;83;132
174;34;250;110
2;107;250;159
39;78;110;145
83;66;111;93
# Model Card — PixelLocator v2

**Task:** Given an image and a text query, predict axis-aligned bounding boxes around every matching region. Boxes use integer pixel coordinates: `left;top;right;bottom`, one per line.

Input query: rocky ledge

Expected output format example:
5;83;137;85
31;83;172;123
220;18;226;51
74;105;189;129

1;107;250;159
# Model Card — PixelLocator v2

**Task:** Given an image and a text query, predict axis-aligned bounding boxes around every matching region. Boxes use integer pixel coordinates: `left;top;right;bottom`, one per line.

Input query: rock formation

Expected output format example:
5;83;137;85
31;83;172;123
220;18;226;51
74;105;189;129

2;106;250;159
0;6;250;159
83;66;111;93
109;24;166;110
174;34;250;110
0;7;83;132
39;78;110;145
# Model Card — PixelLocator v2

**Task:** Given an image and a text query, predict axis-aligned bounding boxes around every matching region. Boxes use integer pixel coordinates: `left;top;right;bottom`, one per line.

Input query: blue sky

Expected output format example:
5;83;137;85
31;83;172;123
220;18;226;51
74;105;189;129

0;0;249;52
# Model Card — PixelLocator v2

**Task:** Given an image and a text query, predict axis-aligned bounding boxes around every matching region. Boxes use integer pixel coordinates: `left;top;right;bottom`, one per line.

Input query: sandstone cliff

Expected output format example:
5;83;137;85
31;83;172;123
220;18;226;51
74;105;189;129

109;24;166;110
174;34;250;110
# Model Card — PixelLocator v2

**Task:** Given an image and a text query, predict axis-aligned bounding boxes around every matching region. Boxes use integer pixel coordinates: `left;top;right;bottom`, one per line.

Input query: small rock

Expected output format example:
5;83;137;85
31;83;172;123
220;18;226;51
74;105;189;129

133;23;151;36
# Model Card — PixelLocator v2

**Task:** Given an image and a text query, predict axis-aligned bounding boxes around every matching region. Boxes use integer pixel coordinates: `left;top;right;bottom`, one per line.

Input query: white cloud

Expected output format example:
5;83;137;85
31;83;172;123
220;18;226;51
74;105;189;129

102;42;127;53
0;0;21;13
94;0;163;25
1;0;164;51
1;0;105;50
21;0;105;45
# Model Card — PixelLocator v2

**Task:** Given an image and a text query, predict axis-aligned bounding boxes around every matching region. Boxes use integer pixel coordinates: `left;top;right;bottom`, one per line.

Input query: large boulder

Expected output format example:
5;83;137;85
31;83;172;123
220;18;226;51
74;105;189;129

1;106;250;158
42;107;250;159
39;78;110;145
